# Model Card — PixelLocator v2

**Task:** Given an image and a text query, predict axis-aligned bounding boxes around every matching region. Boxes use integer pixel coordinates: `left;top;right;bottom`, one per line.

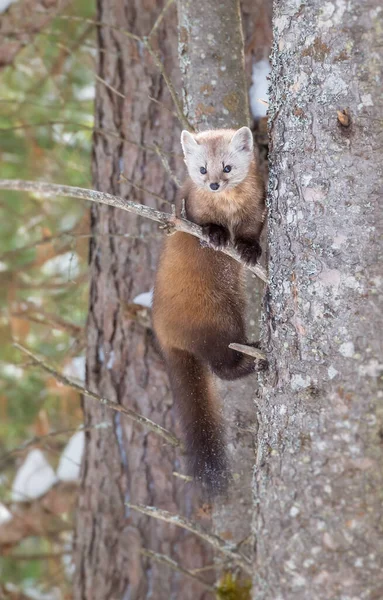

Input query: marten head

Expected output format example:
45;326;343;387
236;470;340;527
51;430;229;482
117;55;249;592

180;127;254;193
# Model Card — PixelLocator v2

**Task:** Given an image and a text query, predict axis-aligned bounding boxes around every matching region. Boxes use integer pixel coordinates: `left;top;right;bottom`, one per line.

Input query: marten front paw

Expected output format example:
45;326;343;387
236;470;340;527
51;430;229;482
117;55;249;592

202;223;230;248
235;238;262;265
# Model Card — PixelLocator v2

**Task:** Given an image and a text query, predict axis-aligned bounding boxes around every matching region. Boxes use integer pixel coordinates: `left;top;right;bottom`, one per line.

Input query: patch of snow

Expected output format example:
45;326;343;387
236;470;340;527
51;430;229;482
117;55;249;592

63;356;85;382
41;251;80;279
0;502;12;525
1;363;24;379
57;431;84;482
74;84;95;101
133;290;153;308
249;59;270;119
0;0;17;13
12;449;57;501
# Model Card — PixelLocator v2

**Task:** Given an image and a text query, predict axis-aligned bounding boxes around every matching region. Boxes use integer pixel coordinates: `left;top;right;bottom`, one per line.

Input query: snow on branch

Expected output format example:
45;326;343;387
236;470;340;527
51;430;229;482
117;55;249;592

0;180;268;283
14;343;182;450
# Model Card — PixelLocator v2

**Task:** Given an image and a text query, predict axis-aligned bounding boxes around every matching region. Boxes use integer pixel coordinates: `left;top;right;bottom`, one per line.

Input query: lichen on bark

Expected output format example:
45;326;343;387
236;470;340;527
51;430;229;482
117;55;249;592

253;0;383;598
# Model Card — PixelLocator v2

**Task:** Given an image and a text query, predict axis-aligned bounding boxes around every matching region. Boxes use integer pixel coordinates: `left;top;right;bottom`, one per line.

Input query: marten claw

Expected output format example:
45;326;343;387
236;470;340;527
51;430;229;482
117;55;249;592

202;223;230;248
235;239;262;265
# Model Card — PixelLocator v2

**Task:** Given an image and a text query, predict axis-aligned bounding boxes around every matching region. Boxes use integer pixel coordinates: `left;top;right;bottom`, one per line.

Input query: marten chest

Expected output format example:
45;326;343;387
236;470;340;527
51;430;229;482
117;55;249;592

186;192;245;234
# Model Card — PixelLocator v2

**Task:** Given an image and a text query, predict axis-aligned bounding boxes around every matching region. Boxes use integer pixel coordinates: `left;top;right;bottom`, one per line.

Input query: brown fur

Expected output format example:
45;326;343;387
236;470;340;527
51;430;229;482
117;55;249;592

152;128;265;496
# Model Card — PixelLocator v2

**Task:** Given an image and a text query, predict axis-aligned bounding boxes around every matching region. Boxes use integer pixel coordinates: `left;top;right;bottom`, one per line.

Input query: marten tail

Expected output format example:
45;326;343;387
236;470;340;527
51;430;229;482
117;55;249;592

165;348;228;496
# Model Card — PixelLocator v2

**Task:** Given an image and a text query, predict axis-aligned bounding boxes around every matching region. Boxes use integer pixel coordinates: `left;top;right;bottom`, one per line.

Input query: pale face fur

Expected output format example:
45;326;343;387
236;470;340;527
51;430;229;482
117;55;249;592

180;127;254;193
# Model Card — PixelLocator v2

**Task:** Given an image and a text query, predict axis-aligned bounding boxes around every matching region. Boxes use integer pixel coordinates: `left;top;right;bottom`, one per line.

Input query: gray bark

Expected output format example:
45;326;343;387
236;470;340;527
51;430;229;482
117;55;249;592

254;0;383;598
177;0;267;553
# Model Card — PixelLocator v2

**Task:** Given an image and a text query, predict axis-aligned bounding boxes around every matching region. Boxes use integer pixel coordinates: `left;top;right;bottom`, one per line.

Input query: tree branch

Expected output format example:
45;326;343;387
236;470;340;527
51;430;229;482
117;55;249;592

13;343;182;449
127;504;252;574
0;180;268;283
140;548;215;592
229;343;266;361
59;14;193;130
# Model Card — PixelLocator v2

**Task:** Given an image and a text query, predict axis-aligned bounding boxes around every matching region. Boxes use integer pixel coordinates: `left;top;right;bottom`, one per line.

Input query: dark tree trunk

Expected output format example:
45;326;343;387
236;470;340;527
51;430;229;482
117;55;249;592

73;1;213;598
253;0;383;598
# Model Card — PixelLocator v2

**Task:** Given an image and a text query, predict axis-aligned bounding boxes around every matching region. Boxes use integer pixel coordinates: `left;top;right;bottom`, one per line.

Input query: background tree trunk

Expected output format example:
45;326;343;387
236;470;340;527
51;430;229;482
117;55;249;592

73;0;273;597
254;0;383;598
177;0;269;553
73;2;213;598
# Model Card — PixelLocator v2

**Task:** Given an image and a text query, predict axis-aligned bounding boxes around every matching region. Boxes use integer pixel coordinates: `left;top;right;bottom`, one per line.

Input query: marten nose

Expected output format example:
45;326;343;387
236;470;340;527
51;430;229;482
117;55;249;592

210;183;220;191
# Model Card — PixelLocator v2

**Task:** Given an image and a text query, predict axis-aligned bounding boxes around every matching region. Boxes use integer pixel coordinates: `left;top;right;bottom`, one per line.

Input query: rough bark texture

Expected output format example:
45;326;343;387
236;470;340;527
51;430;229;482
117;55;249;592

254;1;383;598
177;0;267;552
73;1;213;599
178;0;249;130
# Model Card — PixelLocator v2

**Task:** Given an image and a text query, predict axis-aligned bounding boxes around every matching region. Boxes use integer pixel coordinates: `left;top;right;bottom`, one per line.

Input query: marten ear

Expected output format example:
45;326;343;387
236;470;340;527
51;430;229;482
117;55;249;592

229;126;253;153
181;130;198;158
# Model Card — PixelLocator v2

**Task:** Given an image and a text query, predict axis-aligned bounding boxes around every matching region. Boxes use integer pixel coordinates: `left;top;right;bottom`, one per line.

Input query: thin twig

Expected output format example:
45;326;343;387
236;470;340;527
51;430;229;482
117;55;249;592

127;504;252;574
0;121;176;157
0;180;268;283
59;15;141;42
147;0;175;41
191;561;227;574
59;14;193;130
13;343;182;449
141;548;215;592
153;142;181;187
0;231;151;262
144;42;192;131
119;173;172;205
228;343;266;361
6;551;72;561
95;73;125;99
0;423;111;469
172;471;193;482
148;95;178;120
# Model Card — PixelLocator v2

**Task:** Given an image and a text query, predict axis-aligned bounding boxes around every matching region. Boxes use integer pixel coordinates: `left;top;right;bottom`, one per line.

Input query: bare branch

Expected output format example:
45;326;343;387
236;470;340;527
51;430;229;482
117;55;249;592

127;504;252;574
13;343;182;449
229;343;266;361
59;14;193;130
0;180;268;283
0;121;176;157
119;172;173;205
6;551;71;561
147;0;175;41
95;73;126;99
0;423;111;469
144;42;192;131
153;142;181;187
172;471;193;482
140;548;215;592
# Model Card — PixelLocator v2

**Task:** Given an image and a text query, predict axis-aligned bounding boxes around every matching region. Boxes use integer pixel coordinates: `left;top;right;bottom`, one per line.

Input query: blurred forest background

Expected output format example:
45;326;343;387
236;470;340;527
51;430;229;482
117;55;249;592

0;1;96;596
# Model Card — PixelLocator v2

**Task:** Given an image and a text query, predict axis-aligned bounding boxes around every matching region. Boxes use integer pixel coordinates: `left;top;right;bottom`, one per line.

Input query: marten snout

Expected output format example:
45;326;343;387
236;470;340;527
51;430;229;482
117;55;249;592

210;182;220;191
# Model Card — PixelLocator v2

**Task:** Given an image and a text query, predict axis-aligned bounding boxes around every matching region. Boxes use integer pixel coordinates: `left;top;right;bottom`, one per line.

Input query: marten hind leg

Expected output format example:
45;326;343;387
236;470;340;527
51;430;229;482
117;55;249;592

195;330;266;381
209;344;261;381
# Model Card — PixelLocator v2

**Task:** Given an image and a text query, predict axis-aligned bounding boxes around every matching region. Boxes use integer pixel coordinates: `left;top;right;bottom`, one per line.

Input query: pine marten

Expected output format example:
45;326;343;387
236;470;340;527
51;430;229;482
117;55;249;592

152;127;266;496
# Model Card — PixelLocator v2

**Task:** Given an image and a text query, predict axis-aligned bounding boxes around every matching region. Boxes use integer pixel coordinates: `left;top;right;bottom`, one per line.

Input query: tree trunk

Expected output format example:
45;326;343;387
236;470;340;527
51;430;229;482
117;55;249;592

73;1;213;598
177;0;267;553
254;1;383;598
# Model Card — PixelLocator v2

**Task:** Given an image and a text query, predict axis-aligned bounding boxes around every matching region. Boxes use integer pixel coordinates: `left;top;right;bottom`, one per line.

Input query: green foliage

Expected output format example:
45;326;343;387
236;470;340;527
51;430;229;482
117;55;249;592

216;572;252;600
0;0;96;593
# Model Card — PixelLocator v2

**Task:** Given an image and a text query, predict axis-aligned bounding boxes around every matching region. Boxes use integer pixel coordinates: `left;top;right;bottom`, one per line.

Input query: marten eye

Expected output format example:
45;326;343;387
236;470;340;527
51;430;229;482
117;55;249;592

223;165;232;173
200;167;207;175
